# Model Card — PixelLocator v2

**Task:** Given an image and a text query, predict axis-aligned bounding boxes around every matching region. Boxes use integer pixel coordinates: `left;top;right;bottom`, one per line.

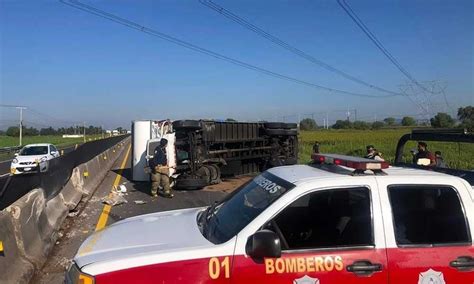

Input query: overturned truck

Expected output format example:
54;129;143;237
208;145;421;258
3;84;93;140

131;120;298;189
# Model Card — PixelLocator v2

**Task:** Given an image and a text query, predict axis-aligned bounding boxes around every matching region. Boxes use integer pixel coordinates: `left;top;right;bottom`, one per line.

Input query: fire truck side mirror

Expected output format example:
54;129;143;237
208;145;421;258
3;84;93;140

246;229;281;259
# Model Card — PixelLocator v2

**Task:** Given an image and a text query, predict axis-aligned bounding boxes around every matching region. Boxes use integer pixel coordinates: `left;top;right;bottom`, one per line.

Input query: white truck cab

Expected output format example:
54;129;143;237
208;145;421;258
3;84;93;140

68;154;474;284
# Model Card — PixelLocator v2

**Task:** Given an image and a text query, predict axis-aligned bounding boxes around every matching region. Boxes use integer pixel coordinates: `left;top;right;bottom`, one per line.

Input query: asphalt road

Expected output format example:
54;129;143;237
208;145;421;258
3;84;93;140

32;144;252;284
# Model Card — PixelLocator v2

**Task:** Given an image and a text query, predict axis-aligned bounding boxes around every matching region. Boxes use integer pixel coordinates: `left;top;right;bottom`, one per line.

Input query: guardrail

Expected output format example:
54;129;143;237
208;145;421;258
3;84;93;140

0;146;22;155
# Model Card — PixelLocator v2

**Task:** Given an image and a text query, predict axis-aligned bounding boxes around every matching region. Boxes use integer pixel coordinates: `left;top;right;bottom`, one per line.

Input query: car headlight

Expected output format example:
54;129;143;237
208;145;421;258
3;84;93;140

12;158;18;164
66;263;95;284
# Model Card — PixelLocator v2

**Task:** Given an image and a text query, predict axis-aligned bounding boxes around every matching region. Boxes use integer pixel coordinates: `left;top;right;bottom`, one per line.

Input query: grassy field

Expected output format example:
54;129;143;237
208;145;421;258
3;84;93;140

0;135;105;148
299;129;474;170
0;135;106;161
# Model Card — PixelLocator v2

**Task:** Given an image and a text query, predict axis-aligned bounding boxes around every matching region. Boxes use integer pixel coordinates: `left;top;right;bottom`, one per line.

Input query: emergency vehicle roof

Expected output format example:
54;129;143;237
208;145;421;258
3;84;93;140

267;164;456;185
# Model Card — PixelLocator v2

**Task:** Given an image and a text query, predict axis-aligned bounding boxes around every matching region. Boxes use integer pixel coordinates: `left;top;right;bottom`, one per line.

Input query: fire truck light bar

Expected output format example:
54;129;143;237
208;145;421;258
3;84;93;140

312;154;389;170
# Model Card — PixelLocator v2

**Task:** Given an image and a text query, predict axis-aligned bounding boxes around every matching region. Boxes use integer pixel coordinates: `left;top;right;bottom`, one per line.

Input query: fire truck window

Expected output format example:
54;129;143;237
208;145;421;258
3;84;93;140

388;186;470;246
273;187;373;250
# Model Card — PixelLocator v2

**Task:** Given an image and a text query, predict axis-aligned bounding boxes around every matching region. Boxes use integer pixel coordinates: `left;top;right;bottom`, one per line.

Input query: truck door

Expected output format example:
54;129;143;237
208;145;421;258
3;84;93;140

379;183;474;283
232;186;389;283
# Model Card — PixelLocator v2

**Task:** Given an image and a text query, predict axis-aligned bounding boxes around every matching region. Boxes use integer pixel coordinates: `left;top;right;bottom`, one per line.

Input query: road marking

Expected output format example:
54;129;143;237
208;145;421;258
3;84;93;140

95;144;131;231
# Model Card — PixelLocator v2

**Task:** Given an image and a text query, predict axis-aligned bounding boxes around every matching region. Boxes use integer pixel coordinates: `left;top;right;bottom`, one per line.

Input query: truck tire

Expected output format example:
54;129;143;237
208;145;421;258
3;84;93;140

175;177;208;190
207;164;221;184
265;129;287;136
283;123;297;129
173;120;201;130
264;122;284;129
196;166;211;184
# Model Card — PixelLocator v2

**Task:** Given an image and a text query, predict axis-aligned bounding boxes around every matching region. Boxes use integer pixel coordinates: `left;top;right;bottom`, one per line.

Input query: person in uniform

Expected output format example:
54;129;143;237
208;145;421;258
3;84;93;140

150;138;173;198
364;145;384;161
413;141;436;167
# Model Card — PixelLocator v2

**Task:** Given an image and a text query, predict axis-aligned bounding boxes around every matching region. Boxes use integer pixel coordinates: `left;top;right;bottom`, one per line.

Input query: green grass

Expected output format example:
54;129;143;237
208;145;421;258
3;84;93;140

299;129;474;170
0;135;104;148
0;135;105;160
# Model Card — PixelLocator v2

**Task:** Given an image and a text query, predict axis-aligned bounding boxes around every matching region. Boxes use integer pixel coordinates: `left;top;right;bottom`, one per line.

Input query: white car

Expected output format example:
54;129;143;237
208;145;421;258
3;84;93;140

10;143;60;174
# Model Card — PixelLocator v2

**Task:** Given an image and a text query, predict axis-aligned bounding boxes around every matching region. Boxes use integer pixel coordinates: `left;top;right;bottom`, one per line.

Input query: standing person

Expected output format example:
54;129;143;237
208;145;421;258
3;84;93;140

150;138;173;198
313;141;320;154
364;145;384;161
435;151;447;168
413;141;436;167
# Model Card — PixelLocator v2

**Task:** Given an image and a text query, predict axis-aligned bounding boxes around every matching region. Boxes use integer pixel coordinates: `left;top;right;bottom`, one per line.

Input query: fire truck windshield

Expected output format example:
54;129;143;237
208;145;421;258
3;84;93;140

201;171;295;244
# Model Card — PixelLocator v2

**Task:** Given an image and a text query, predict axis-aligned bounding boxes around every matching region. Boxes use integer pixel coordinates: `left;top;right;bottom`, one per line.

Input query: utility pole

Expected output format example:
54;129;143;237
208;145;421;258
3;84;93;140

326;112;329;129
16;107;27;146
83;121;86;143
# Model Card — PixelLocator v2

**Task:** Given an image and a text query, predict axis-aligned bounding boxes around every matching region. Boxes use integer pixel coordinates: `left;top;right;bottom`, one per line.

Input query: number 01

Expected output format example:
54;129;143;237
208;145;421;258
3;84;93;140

209;257;230;279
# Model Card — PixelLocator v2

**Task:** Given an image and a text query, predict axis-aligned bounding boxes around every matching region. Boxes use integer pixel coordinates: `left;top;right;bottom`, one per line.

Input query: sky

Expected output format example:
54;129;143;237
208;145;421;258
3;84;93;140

1;0;473;129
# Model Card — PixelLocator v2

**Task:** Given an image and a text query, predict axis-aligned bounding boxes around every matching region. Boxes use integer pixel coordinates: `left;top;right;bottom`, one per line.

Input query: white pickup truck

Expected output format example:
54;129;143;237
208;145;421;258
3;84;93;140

66;153;473;284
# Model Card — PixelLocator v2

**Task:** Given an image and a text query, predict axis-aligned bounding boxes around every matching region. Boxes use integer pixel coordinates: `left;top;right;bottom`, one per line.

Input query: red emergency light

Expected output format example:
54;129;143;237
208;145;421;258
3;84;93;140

311;153;390;171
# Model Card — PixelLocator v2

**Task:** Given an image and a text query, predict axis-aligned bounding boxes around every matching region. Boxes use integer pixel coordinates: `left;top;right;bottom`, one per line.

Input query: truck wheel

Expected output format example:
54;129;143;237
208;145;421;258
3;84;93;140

265;129;286;136
283;123;297;129
175;177;208;190
207;165;221;184
196;166;211;184
264;122;284;129
172;120;201;130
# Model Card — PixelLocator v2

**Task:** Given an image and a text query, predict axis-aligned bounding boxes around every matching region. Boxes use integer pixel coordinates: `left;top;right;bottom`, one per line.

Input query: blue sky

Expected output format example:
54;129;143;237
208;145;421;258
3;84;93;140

1;0;473;129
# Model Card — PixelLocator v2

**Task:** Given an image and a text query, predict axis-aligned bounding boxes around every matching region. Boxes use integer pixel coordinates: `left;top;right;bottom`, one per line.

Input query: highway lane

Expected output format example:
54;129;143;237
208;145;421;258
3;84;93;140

32;143;252;283
0;144;78;176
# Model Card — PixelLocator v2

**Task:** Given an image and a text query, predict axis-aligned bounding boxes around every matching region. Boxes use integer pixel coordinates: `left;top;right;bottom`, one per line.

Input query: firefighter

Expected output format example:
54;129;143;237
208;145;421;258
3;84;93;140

150;138;173;198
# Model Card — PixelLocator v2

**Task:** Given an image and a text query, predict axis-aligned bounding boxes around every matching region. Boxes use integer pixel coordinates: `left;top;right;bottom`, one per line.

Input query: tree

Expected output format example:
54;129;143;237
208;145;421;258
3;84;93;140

458;106;474;131
332;120;353;129
299;118;317;130
383;117;396;126
40;127;57;136
430;112;455;128
353;120;370;130
372;121;385;130
6;126;19;137
401;116;416;126
225;118;237;122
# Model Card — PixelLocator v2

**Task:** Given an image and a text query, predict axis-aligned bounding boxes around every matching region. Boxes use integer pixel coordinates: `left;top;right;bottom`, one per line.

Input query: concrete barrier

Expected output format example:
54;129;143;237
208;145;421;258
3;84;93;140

6;189;50;268
60;167;83;210
0;138;129;284
0;211;35;284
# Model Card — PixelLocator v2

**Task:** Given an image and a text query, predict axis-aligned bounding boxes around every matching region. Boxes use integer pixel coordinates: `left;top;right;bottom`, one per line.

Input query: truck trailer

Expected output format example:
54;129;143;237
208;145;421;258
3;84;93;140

131;119;298;189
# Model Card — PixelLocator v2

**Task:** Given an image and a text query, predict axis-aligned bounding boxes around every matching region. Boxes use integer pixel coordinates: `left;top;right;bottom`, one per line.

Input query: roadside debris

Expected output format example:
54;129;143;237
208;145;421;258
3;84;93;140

134;200;147;205
102;190;127;206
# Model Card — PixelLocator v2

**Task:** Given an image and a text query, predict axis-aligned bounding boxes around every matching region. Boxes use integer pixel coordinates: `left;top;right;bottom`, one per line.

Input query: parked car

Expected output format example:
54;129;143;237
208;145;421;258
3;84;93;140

10;143;60;175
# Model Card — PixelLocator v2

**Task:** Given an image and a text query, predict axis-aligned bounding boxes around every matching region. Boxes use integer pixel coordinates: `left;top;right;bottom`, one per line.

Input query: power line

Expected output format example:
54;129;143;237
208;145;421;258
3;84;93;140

59;0;401;99
337;0;437;95
200;0;406;97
